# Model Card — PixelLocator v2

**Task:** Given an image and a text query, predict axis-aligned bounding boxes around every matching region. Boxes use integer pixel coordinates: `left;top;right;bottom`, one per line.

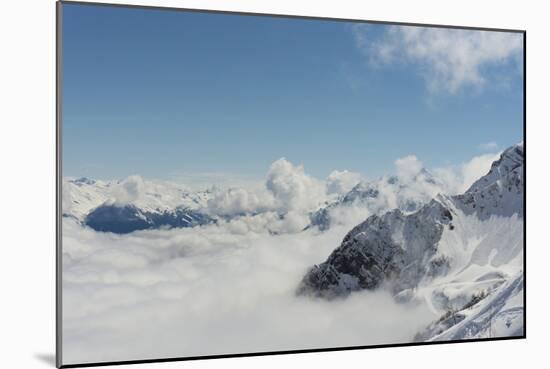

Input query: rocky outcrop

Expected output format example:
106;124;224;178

298;199;454;298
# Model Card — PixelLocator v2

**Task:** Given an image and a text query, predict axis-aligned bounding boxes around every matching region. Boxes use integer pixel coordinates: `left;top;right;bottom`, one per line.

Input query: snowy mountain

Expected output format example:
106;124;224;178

298;143;524;340
309;167;446;230
62;177;214;233
84;204;214;234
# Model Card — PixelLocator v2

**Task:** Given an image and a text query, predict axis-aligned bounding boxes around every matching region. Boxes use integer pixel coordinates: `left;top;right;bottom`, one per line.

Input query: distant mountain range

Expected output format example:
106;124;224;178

62;177;214;233
63;161;448;234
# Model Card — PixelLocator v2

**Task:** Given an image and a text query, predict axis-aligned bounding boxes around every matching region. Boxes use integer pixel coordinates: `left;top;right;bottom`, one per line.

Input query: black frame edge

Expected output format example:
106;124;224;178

56;1;63;367
522;30;526;339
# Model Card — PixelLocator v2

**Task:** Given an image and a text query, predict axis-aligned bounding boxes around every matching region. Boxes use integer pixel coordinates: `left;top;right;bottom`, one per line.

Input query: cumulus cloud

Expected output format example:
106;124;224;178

266;158;327;212
62;218;434;364
392;151;500;196
206;187;274;217
203;158;328;231
326;170;362;195
434;152;500;194
205;158;328;222
460;152;501;190
395;155;424;179
353;24;523;93
325;204;373;229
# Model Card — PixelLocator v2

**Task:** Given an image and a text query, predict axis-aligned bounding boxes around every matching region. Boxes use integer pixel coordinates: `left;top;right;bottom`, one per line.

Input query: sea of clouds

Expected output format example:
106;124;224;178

62;150;500;364
62;218;436;364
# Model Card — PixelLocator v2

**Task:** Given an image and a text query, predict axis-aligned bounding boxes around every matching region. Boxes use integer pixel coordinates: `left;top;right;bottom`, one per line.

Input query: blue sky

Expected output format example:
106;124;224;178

61;3;524;183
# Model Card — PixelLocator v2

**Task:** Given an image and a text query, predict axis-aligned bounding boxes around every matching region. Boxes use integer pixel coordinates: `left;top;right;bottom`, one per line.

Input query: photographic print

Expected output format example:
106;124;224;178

58;1;525;366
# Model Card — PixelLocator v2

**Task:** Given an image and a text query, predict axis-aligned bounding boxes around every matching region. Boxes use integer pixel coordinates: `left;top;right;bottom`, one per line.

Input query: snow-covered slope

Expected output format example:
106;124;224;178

309;168;447;231
414;272;524;341
298;143;524;340
63;177;211;219
455;142;524;220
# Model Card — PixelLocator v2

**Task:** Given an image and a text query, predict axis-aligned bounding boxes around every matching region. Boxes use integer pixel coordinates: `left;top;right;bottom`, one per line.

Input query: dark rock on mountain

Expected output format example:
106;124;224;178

308;207;332;231
69;177;96;186
297;199;454;298
85;204;213;234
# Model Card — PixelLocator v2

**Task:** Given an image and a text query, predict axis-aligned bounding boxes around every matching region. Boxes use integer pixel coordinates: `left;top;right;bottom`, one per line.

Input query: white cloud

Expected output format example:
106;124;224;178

266;158;327;212
62;182;74;214
207;187;274;217
395;155;423;179
460;152;501;190
354;24;523;93
326;204;373;229
205;158;328;225
326;170;362;195
434;152;500;194
62;217;434;363
113;175;145;204
479;141;499;151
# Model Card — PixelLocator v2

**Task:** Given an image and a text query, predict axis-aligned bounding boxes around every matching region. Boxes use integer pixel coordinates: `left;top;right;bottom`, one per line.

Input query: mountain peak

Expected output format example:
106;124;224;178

466;142;524;195
456;142;524;219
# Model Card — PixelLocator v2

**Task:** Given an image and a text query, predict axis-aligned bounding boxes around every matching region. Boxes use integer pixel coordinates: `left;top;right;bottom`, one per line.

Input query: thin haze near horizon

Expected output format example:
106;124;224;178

61;3;524;186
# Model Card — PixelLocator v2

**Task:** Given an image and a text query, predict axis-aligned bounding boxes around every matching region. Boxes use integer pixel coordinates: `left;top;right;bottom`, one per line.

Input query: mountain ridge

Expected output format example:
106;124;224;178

297;142;524;340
